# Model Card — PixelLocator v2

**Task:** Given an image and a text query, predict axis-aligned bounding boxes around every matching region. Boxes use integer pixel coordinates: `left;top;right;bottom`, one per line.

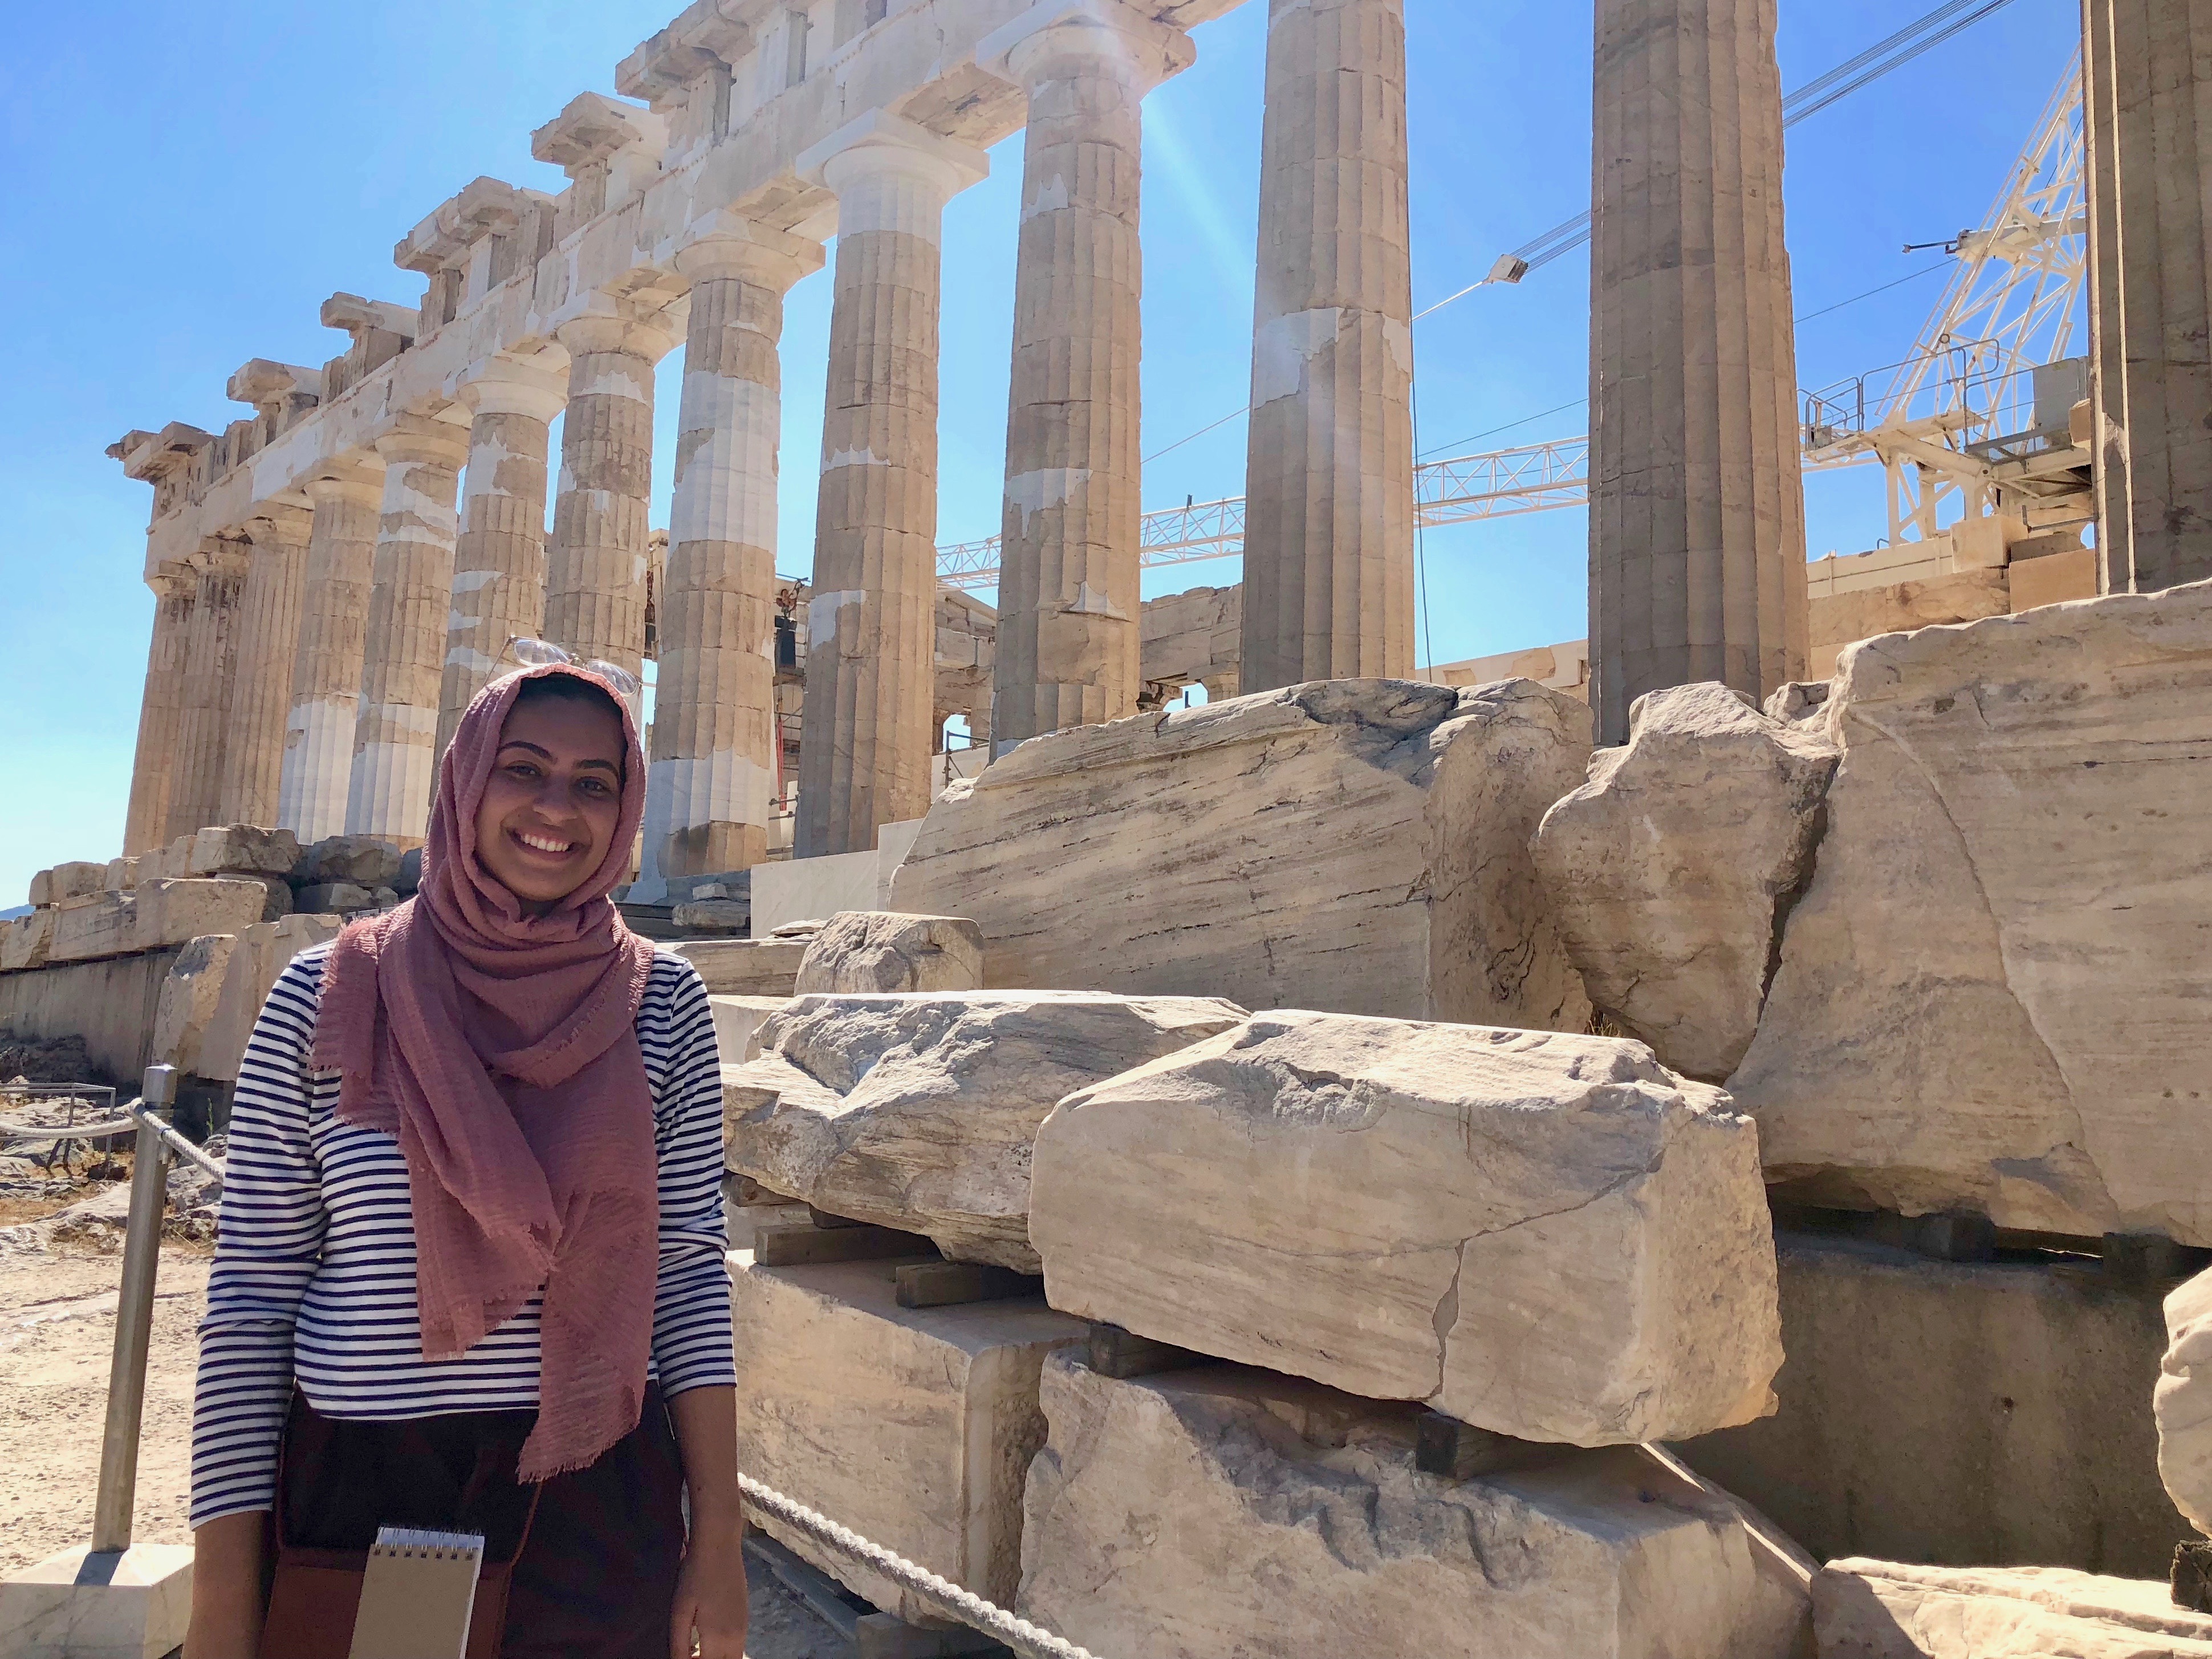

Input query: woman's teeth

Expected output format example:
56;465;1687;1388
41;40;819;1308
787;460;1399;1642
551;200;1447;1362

515;830;575;855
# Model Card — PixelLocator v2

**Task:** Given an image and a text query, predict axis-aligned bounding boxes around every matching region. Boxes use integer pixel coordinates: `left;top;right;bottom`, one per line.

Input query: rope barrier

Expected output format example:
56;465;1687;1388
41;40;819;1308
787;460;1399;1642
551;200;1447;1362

738;1474;1104;1659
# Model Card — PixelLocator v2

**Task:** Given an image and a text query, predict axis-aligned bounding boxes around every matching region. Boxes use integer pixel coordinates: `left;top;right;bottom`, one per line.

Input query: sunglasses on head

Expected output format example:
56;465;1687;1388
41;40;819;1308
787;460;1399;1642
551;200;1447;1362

505;636;644;699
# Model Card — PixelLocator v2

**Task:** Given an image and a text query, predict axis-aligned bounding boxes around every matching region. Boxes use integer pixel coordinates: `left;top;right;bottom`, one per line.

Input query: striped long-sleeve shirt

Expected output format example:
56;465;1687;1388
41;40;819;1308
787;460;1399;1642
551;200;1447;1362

190;943;734;1527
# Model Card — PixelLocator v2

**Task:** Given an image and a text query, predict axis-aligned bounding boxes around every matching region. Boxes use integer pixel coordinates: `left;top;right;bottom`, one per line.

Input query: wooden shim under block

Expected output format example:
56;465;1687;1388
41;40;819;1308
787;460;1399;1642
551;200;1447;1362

892;1262;1043;1310
1085;1321;1206;1380
754;1221;936;1267
808;1205;874;1230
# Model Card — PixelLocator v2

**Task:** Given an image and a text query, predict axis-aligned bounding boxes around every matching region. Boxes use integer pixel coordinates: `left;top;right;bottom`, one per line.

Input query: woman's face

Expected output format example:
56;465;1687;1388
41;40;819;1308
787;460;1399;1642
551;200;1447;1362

473;692;627;912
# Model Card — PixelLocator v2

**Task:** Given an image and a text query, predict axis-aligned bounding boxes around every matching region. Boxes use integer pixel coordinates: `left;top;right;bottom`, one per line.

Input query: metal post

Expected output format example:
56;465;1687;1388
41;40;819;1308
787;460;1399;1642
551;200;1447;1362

91;1064;176;1556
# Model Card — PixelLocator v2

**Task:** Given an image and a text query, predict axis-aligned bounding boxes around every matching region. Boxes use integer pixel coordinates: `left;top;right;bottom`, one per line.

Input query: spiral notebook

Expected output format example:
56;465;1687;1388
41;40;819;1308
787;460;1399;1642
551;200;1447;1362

348;1527;487;1659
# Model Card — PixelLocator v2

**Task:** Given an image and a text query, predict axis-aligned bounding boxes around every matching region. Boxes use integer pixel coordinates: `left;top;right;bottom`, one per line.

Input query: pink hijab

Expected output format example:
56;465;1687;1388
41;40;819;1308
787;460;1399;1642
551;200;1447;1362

312;664;660;1481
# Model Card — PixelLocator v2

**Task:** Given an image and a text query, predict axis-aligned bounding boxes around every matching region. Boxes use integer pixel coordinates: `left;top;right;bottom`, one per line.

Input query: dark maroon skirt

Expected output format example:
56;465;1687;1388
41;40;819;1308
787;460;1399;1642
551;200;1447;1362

275;1385;686;1659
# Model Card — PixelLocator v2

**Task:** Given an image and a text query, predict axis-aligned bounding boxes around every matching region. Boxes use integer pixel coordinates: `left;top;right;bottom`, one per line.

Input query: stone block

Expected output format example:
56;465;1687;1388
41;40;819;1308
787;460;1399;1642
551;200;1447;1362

1031;1010;1781;1446
671;937;810;998
103;856;137;892
0;910;54;974
670;898;749;934
1016;1355;1813;1659
185;914;344;1083
1812;1560;2212;1658
133;880;269;953
1534;682;1838;1081
2159;1266;2212;1535
727;991;1245;1271
1730;583;2212;1244
794;912;985;995
2008;546;2099;613
152;933;240;1075
47;894;140;963
27;862;107;909
753;819;924;936
890;679;1594;1030
708;994;786;1068
0;1541;194;1659
291;833;401;889
730;1253;1087;1623
179;824;300;877
1680;1229;2188;1580
294;883;376;916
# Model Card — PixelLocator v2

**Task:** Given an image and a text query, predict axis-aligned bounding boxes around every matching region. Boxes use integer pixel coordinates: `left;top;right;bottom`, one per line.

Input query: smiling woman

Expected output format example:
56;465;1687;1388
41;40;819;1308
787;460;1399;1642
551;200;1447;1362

476;678;630;912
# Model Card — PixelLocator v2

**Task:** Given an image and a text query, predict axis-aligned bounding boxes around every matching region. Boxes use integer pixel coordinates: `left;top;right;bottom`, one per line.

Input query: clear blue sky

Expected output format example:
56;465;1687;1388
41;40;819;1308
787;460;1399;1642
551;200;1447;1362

0;0;2080;905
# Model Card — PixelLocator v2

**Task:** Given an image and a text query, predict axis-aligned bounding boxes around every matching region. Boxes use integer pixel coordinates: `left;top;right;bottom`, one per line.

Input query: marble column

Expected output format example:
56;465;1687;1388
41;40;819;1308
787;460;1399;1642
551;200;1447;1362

437;354;568;762
637;220;823;894
2084;0;2212;593
984;3;1193;747
123;568;198;855
166;539;251;840
345;417;468;847
794;113;986;857
1588;0;1807;743
547;310;677;681
278;461;384;844
1238;0;1417;696
218;502;312;828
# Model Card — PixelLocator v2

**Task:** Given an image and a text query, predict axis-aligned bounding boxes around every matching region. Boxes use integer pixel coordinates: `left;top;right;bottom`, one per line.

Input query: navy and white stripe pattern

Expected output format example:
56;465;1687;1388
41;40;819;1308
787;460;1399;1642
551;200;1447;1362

190;942;734;1527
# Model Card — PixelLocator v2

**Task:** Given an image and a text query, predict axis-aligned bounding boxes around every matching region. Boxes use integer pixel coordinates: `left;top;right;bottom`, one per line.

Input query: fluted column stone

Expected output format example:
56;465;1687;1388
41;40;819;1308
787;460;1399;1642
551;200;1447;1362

218;502;312;828
637;221;823;895
547;311;677;682
437;355;568;762
345;417;468;847
985;2;1192;747
124;570;197;855
278;462;384;843
1239;0;1417;695
795;113;986;857
1588;0;1807;743
2085;0;2212;592
168;538;252;840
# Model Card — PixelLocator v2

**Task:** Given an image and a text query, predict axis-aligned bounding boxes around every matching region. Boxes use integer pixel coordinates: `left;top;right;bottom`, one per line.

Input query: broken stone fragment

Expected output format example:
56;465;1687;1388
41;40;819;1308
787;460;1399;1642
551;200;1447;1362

1729;582;2212;1243
2158;1266;2212;1536
1017;1354;1813;1659
1030;1010;1782;1445
0;909;55;973
1533;681;1837;1081
291;833;401;891
793;911;984;995
27;862;107;909
178;824;301;878
669;898;749;934
1812;1559;2212;1658
890;677;1594;1030
292;883;376;917
726;991;1247;1271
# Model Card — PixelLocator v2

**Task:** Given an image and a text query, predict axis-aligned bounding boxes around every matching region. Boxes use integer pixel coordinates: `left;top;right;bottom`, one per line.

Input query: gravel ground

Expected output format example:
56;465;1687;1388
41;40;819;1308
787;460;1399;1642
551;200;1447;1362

0;1208;849;1656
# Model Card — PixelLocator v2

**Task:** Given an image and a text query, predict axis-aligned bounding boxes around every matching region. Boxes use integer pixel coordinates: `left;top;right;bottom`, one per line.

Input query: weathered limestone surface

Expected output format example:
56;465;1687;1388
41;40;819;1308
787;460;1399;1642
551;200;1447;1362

1032;1011;1782;1445
1239;0;1417;692
1588;0;1807;741
346;420;466;847
796;115;986;857
153;913;344;1080
730;1253;1086;1622
670;936;810;997
2158;1266;2212;1536
168;541;249;841
27;864;108;908
166;825;301;880
792;912;985;994
0;912;54;974
726;990;1244;1270
893;678;1593;1027
1729;586;2212;1243
292;833;400;890
46;881;268;965
2085;0;2212;595
985;3;1192;745
1018;1356;1813;1659
1813;1560;2212;1659
279;467;383;844
1534;682;1837;1081
1681;1230;2188;1579
0;945;186;1082
640;222;822;892
219;504;312;828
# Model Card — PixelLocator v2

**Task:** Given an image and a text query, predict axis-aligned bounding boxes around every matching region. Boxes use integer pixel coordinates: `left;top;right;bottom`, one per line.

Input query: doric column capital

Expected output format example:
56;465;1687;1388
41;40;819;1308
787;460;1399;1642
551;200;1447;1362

245;500;315;547
373;412;471;471
303;456;385;509
196;534;253;579
554;303;681;364
454;352;571;423
978;0;1196;92
796;110;990;206
673;212;826;292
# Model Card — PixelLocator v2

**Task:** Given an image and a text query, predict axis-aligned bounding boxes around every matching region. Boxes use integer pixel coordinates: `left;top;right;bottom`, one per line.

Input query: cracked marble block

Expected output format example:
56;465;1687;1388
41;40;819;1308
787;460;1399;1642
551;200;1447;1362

2158;1266;2212;1536
1017;1355;1813;1659
1534;681;1837;1082
725;991;1245;1269
891;678;1593;1031
792;910;984;995
1729;583;2212;1243
1813;1560;2212;1658
1031;1010;1780;1446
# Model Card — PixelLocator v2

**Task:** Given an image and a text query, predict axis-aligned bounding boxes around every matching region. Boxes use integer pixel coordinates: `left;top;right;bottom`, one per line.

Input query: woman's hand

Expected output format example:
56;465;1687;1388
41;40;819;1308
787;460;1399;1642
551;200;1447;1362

670;1512;749;1658
667;1385;748;1657
182;1511;267;1659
